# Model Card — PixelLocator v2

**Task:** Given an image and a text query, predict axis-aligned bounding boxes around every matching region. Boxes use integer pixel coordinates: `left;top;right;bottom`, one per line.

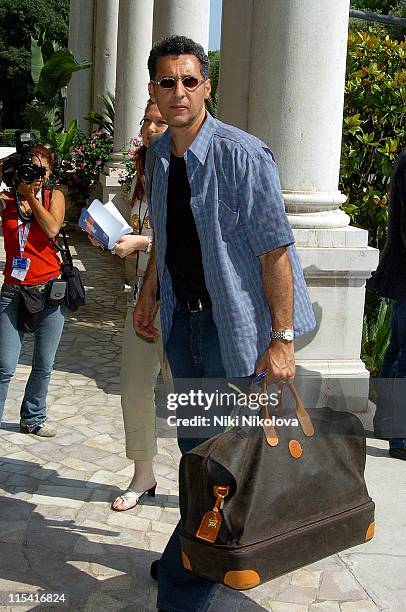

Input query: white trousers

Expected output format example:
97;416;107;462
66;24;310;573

120;306;171;460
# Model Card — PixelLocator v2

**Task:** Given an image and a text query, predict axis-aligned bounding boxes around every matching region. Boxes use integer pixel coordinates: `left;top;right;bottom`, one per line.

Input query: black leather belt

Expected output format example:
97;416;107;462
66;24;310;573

178;297;212;313
7;282;49;292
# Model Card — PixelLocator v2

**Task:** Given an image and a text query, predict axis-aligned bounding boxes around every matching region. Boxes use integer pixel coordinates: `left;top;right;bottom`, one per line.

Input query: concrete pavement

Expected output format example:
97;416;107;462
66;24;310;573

0;230;404;611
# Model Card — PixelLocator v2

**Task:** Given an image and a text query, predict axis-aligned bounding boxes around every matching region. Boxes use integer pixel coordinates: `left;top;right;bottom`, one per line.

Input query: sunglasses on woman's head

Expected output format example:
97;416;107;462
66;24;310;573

151;76;205;91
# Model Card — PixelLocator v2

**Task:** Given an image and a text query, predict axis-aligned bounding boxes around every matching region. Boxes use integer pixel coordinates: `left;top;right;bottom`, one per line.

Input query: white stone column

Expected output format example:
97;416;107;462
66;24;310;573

100;0;153;218
92;0;119;113
216;0;253;130
246;0;379;413
249;0;351;229
152;0;210;51
66;0;94;132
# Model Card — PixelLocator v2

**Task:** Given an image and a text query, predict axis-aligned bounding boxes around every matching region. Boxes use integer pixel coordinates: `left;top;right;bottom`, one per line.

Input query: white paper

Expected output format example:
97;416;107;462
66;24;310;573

86;199;133;249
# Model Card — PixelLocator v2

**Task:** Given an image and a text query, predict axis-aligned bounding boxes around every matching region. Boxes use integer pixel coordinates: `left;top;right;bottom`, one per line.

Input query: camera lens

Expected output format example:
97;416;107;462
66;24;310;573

19;164;46;184
19;164;37;184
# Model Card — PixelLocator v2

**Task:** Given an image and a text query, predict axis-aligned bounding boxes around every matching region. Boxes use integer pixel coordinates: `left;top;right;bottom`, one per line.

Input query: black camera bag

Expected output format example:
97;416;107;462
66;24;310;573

41;190;85;312
61;258;86;312
17;286;47;333
54;228;86;312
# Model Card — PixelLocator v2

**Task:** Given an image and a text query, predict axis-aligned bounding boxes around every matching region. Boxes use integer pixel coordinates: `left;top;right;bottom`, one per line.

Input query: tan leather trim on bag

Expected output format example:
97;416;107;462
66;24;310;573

365;521;375;541
227;380;279;446
288;439;303;459
279;383;315;437
224;570;261;590
262;403;279;446
196;485;230;543
181;551;192;571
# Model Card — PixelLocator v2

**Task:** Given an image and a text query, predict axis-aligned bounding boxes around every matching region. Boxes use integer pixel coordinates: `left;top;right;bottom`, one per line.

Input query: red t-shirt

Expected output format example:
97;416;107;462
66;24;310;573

1;189;61;285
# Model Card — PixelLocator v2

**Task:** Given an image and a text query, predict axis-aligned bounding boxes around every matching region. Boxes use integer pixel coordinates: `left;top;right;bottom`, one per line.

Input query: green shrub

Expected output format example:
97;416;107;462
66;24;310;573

351;0;401;11
361;298;392;377
206;50;220;117
340;27;405;375
52;130;113;201
340;27;406;251
0;0;69;128
24;28;90;141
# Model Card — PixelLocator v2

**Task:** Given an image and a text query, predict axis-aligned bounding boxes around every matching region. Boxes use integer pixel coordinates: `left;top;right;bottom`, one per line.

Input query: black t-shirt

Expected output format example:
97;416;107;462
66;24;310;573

165;153;211;304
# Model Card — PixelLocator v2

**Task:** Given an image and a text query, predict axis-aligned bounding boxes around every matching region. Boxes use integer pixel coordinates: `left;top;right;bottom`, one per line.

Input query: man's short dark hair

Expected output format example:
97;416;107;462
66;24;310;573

148;35;210;81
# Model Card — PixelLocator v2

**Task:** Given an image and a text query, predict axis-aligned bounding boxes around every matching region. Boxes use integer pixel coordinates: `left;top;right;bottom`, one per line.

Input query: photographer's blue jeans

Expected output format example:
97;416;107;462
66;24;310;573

157;305;227;612
0;285;65;430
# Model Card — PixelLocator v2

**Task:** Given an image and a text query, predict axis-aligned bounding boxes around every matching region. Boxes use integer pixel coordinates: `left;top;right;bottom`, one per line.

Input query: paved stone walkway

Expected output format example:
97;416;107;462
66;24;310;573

0;230;404;611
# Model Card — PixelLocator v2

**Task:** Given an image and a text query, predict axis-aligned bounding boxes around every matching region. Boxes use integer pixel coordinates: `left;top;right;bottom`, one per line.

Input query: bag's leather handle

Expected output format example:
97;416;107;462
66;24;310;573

227;378;314;444
258;379;279;446
262;401;279;446
227;380;279;445
277;382;314;437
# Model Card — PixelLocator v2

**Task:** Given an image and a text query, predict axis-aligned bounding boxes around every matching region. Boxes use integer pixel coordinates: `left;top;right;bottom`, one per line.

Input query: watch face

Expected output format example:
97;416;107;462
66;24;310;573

284;330;294;341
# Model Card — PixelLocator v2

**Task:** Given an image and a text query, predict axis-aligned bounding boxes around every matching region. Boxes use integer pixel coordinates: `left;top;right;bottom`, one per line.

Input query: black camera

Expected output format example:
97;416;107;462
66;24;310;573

2;130;46;189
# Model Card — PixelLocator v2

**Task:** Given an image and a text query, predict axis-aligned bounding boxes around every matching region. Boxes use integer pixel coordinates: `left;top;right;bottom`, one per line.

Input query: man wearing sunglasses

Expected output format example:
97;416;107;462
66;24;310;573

134;35;315;612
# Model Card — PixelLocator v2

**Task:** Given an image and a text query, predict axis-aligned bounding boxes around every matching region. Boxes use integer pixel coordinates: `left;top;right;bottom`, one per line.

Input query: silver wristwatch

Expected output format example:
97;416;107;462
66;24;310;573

271;329;295;342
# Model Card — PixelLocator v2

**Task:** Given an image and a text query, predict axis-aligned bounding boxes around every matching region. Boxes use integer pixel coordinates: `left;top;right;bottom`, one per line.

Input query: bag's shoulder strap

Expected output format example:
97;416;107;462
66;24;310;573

42;188;73;267
43;187;52;210
58;227;73;267
0;191;14;206
50;226;72;267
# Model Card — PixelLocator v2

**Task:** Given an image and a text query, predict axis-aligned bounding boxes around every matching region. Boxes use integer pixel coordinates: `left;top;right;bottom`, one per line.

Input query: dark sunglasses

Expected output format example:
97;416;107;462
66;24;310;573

151;76;205;91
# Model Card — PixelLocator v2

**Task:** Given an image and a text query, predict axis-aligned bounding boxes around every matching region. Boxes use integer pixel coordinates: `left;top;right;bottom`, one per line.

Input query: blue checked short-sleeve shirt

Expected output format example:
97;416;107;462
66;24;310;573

147;113;316;377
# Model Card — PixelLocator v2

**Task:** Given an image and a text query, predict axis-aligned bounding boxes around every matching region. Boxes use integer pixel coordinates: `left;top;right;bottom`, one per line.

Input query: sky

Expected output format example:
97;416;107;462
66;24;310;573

209;0;222;50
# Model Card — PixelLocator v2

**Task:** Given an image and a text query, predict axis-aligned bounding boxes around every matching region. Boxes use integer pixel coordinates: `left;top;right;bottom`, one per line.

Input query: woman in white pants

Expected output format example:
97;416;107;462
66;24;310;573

92;100;169;510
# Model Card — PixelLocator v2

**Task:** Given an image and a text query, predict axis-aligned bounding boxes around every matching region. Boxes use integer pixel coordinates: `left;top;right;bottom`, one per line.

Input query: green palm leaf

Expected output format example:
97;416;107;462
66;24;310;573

362;299;392;376
37;50;91;100
84;92;115;134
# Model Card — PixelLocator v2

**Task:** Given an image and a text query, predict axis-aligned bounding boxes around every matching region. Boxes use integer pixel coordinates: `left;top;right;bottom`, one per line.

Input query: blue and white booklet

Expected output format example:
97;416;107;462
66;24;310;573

79;199;132;250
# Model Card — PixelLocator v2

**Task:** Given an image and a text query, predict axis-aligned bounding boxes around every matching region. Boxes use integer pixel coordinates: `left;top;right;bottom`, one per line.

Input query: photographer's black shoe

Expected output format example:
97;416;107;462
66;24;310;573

150;559;159;580
389;447;406;460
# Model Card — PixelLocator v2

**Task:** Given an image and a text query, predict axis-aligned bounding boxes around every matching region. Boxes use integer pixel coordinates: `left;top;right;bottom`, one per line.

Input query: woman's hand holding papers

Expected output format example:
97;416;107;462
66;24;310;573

113;234;149;258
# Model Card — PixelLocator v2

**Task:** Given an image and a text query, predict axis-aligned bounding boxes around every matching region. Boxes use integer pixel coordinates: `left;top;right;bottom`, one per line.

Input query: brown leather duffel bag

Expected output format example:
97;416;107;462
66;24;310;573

178;384;375;590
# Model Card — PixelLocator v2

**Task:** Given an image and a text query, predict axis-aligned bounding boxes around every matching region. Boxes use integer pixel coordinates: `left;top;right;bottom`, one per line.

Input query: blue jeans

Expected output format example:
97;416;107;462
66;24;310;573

377;300;406;449
0;284;65;430
157;305;228;612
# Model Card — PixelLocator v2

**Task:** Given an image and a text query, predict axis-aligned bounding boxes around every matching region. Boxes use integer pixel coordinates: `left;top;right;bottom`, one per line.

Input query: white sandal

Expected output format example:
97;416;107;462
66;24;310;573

111;483;157;512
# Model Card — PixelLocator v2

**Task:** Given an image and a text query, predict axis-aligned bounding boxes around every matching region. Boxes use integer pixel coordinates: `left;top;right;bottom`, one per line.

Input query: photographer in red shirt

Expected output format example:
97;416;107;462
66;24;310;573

0;140;65;436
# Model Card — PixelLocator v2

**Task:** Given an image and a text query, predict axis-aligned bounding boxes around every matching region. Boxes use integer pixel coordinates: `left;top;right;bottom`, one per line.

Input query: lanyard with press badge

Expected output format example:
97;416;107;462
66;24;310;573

18;217;31;255
11;192;33;281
